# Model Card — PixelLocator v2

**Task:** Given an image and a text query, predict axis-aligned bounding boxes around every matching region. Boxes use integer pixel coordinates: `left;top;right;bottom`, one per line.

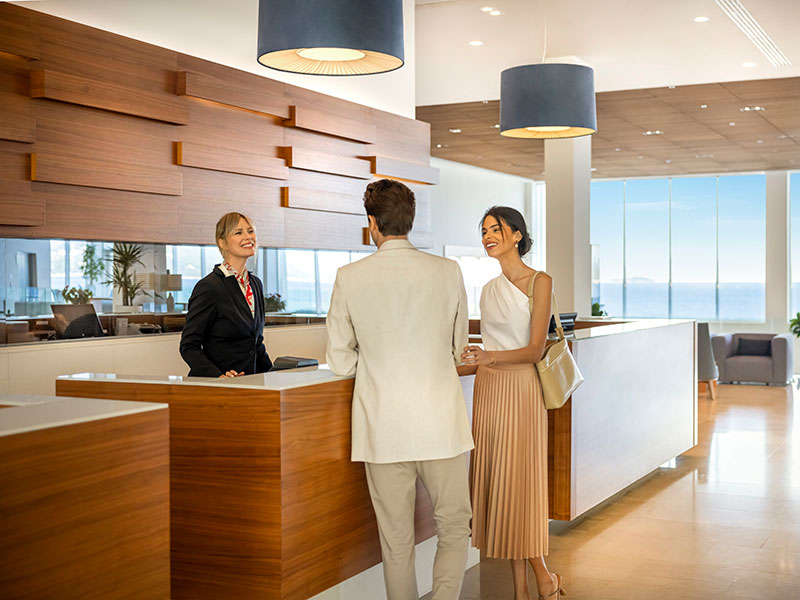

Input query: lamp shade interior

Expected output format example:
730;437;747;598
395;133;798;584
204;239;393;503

500;63;597;139
257;0;404;76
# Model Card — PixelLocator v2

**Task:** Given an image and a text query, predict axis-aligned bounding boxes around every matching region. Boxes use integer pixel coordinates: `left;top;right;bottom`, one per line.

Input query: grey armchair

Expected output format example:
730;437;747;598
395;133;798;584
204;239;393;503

711;333;794;385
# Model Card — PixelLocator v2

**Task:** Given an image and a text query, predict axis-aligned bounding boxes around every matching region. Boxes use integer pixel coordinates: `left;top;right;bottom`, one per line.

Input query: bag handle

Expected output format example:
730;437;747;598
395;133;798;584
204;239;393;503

527;271;565;342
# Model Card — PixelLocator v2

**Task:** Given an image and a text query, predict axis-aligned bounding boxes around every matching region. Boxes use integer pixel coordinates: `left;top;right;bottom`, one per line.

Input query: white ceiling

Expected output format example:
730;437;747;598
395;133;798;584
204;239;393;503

415;0;800;105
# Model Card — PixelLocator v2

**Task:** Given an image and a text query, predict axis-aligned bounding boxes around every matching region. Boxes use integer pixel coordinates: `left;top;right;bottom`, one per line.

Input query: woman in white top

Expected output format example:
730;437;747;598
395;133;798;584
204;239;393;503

460;206;564;600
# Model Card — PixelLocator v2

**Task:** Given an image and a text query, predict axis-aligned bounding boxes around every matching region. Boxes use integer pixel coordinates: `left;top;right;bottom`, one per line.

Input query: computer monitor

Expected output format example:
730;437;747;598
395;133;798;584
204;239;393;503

51;304;105;339
548;312;577;334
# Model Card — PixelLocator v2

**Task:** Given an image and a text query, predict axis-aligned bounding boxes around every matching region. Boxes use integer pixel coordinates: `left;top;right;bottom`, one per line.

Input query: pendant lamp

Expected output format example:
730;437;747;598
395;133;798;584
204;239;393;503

257;0;404;76
500;63;597;139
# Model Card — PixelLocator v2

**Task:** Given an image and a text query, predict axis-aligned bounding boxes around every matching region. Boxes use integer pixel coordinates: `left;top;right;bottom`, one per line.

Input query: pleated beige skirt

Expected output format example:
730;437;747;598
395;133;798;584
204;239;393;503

470;363;549;559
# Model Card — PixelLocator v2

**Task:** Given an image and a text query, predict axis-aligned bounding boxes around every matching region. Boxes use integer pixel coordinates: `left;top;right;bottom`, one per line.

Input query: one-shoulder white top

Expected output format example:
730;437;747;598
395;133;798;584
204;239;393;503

479;273;531;352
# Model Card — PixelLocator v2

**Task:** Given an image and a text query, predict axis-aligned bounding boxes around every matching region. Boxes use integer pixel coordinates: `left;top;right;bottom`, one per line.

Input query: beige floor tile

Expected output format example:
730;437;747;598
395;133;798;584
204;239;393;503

420;383;800;599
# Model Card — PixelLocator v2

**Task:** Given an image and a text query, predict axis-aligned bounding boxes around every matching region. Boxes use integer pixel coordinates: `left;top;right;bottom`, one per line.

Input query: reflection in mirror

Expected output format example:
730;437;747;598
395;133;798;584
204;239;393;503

0;236;373;345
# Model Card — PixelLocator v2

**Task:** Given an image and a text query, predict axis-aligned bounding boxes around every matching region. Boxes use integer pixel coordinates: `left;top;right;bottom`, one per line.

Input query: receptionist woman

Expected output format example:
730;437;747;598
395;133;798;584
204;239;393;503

180;212;273;377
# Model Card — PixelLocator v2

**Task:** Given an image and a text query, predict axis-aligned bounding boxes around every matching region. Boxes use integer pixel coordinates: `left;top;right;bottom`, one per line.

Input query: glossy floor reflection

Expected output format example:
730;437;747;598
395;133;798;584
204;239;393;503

423;382;800;599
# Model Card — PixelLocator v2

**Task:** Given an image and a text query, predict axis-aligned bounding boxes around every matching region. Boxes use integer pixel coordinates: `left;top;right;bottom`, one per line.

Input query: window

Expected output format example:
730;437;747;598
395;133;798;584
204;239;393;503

589;181;624;317
590;174;766;321
790;173;800;318
444;247;501;317
625;179;669;318
671;177;717;320
717;174;765;321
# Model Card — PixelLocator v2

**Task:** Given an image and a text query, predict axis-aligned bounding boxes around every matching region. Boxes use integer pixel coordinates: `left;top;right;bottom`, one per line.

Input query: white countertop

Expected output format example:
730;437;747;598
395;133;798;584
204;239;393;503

57;365;354;391
560;319;694;342
0;394;167;437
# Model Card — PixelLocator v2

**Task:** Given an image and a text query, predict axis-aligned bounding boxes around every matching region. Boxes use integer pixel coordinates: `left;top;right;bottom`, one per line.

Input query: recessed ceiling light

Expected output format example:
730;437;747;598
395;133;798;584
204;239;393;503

490;10;502;15
739;105;765;112
448;128;462;133
700;104;708;108
481;100;489;104
668;85;676;89
481;6;493;11
435;144;442;148
469;40;483;46
643;130;664;135
742;61;757;68
694;16;710;22
614;147;621;152
590;167;597;171
638;155;644;159
729;122;736;126
665;159;672;163
493;124;500;128
757;139;763;143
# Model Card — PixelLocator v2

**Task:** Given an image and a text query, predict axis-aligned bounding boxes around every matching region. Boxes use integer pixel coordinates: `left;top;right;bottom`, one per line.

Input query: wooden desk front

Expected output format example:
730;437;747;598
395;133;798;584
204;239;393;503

56;376;436;600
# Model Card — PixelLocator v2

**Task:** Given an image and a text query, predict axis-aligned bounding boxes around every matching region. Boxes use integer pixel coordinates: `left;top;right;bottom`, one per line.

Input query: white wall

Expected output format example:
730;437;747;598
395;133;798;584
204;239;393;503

18;0;417;118
429;157;538;257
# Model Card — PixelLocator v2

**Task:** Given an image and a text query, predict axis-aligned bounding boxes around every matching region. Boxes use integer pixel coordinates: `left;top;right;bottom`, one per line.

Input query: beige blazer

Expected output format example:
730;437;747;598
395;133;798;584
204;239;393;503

326;239;474;464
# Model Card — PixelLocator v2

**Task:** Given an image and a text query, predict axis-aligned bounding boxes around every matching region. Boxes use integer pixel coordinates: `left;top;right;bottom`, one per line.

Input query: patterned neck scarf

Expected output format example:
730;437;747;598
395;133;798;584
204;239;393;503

222;261;254;317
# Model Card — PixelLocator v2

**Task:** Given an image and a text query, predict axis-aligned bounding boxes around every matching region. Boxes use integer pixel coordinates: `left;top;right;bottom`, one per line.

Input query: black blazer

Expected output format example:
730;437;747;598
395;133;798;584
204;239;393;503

179;267;272;377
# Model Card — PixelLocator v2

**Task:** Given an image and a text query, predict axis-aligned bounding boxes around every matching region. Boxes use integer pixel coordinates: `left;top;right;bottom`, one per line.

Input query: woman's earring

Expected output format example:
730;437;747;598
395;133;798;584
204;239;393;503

515;242;519;248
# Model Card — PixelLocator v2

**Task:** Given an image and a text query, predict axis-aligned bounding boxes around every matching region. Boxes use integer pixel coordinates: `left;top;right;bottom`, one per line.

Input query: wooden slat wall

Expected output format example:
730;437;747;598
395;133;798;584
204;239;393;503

0;4;435;250
0;408;170;599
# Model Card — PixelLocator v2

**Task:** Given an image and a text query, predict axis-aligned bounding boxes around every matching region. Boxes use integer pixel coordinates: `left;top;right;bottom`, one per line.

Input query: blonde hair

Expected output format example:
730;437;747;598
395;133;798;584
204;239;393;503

215;212;254;257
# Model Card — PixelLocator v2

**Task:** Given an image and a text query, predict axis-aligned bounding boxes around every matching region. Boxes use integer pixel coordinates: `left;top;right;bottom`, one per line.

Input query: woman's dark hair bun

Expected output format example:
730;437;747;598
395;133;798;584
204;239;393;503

480;206;532;257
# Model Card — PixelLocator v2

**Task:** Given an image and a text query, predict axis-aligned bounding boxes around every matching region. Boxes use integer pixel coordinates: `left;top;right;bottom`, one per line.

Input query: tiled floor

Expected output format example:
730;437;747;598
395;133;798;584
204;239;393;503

424;382;800;599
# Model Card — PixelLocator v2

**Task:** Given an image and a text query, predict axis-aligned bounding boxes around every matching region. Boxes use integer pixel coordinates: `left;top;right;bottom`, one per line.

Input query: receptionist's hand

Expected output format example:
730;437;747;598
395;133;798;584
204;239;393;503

219;370;245;378
461;345;495;366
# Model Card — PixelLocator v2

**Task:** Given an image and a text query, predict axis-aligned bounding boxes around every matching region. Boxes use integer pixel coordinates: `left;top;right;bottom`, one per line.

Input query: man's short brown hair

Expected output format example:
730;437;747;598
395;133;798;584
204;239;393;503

363;179;415;236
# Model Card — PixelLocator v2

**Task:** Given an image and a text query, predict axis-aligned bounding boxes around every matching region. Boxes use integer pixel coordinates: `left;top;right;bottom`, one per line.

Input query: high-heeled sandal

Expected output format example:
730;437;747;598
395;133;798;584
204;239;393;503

538;573;566;599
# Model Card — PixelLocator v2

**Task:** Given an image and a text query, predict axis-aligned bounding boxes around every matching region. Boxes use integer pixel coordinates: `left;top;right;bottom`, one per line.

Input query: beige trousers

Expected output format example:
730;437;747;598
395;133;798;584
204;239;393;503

364;454;472;600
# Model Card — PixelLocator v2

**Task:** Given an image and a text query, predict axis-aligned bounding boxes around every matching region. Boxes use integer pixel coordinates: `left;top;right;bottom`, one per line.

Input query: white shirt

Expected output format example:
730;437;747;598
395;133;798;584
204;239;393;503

480;273;532;352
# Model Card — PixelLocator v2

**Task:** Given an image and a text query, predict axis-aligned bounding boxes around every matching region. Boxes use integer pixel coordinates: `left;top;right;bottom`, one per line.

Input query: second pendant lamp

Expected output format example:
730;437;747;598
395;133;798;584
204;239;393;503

500;63;597;139
257;0;404;76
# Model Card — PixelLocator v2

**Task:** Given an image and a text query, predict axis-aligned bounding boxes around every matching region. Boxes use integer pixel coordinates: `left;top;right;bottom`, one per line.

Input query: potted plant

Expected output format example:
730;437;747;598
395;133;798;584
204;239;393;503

105;242;145;312
591;301;608;317
61;286;93;305
81;244;106;288
790;312;800;338
264;292;287;313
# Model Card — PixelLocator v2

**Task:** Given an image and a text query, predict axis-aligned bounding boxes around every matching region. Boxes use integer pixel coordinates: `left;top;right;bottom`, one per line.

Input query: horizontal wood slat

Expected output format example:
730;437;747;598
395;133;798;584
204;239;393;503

32;152;183;196
0;8;40;59
176;141;288;180
177;70;290;119
362;227;433;249
0;150;40;226
364;156;440;185
285;105;376;144
280;186;364;215
283;147;372;180
0;92;35;143
30;69;189;125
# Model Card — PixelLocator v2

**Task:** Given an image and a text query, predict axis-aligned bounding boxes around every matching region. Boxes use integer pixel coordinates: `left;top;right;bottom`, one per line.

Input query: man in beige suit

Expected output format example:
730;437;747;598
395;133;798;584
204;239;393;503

326;179;473;600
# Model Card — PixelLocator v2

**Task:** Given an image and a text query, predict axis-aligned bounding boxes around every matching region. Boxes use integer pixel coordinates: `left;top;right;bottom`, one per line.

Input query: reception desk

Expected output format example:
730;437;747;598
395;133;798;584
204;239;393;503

56;368;453;600
0;393;170;599
53;318;695;598
546;319;697;520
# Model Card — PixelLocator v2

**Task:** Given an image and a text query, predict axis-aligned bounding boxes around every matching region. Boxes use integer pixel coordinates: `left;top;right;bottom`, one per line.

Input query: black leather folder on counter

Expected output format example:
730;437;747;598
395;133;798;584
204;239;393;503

548;312;577;334
270;356;319;371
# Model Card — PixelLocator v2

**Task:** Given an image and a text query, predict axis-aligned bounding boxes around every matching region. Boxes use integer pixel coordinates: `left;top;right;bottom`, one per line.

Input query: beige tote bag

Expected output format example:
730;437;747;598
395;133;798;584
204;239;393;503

528;272;584;409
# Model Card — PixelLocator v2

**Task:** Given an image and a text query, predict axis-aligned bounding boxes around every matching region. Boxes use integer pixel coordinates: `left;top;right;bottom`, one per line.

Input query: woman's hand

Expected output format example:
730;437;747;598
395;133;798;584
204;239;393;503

461;345;495;366
219;370;244;378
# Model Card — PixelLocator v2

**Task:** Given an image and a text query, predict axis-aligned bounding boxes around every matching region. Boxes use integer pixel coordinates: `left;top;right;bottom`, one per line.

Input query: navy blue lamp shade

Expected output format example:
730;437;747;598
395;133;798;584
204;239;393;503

257;0;404;76
500;64;597;139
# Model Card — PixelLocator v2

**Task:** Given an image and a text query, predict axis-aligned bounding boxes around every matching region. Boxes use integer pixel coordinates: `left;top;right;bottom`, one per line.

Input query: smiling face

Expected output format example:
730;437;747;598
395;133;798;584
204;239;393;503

481;215;521;259
219;217;256;261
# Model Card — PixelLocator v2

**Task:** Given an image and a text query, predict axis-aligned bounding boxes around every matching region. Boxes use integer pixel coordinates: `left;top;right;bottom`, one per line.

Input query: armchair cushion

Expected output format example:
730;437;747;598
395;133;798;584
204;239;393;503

737;337;772;356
